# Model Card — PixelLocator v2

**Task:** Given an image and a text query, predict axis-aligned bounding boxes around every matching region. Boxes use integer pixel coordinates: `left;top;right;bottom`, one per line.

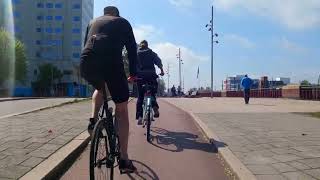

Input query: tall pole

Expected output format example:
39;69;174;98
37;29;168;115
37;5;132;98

183;76;185;92
210;6;214;98
167;63;170;93
179;48;181;89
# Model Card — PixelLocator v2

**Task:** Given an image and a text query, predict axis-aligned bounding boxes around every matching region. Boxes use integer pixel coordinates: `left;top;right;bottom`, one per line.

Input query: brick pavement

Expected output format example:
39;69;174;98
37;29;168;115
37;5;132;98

165;98;320;180
0;101;91;179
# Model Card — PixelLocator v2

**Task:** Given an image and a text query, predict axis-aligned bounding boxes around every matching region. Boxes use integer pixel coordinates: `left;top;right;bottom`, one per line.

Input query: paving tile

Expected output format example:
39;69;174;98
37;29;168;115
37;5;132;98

247;165;278;175
282;171;316;180
271;163;297;173
20;157;44;168
304;169;320;179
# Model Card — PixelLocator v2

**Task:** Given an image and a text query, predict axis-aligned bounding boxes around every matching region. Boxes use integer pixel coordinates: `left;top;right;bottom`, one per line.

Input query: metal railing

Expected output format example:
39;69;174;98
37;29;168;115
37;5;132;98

226;88;282;98
300;86;320;100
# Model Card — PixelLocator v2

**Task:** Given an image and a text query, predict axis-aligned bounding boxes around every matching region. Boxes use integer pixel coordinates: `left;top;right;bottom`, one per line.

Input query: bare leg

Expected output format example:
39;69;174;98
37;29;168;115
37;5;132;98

115;101;129;160
91;89;104;119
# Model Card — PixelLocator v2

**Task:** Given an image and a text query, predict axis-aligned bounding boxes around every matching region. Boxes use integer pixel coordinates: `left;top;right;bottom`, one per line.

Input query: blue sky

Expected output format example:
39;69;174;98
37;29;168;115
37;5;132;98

94;0;320;90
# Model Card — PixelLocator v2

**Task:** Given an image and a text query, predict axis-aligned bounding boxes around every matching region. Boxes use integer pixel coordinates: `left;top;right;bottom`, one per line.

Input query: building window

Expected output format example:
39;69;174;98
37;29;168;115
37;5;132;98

72;40;81;46
52;40;62;46
46;16;53;20
73;16;80;22
72;4;81;9
55;16;63;21
36;52;41;57
12;0;21;4
34;69;38;75
55;3;62;8
13;12;20;18
72;28;80;33
36;40;41;45
36;28;42;32
46;3;53;8
37;16;43;20
55;28;62;33
45;28;53;33
14;26;21;33
37;3;44;8
72;53;80;58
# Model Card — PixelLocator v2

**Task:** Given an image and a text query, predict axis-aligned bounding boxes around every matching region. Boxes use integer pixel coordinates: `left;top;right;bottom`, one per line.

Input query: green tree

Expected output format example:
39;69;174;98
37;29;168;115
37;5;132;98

33;63;63;89
14;39;27;83
157;78;166;96
300;80;311;86
0;29;27;85
122;48;129;77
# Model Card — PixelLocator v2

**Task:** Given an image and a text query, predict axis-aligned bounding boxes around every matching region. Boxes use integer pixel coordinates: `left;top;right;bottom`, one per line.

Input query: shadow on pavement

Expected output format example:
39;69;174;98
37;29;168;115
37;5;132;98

149;127;219;153
249;104;276;107
125;160;159;180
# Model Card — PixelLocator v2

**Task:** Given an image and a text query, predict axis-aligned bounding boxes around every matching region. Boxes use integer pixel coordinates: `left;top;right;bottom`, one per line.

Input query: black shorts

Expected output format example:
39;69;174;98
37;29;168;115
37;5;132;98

80;55;129;104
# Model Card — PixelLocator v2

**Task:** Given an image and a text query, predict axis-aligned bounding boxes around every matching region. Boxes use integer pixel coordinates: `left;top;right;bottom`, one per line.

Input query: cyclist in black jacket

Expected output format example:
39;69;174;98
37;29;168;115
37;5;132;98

136;40;164;125
80;6;137;173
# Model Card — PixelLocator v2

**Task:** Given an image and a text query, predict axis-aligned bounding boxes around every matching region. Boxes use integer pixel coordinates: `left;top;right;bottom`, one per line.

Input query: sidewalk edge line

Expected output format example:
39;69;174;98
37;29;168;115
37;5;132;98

163;99;257;180
0;97;44;103
19;131;90;180
0;98;89;120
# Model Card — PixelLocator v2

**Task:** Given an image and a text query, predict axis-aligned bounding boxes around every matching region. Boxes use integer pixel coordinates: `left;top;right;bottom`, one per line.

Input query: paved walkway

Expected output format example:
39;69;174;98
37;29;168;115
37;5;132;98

0;101;90;179
0;98;80;118
62;100;231;180
165;98;320;180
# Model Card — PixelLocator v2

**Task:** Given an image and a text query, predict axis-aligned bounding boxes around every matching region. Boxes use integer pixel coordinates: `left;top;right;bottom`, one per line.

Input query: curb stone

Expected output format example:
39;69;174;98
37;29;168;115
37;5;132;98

19;131;90;180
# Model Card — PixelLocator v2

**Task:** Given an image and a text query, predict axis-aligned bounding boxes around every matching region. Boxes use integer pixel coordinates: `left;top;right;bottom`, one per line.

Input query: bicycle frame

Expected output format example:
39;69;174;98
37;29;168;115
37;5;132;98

142;84;154;121
103;88;120;163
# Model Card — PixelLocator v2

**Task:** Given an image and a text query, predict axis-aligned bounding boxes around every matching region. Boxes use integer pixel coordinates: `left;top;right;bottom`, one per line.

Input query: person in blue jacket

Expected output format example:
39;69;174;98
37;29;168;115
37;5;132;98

241;75;253;104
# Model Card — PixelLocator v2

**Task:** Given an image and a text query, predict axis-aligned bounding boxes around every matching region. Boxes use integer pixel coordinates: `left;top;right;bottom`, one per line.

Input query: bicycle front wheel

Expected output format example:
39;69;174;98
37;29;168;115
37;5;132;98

90;119;114;180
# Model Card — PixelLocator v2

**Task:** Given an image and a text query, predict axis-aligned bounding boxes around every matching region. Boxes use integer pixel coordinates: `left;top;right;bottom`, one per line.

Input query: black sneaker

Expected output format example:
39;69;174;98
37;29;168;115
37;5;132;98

87;118;96;135
153;107;159;118
119;159;137;174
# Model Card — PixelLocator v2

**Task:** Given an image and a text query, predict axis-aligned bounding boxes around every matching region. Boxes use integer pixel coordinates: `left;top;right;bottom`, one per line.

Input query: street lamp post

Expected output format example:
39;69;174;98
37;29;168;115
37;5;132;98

206;5;219;98
167;63;170;94
177;48;182;89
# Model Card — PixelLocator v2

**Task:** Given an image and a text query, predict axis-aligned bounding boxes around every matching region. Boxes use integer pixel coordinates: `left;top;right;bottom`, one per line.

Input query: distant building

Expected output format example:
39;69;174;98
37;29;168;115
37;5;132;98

223;75;245;91
252;79;260;89
276;77;290;85
260;76;269;89
224;75;291;91
12;0;94;96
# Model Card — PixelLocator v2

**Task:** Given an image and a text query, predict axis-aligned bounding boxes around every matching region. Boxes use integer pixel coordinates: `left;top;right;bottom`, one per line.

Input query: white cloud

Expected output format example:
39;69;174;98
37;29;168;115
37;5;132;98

133;25;162;43
151;42;209;90
214;0;320;29
133;24;209;90
223;34;255;48
152;42;208;65
168;0;193;7
280;37;307;53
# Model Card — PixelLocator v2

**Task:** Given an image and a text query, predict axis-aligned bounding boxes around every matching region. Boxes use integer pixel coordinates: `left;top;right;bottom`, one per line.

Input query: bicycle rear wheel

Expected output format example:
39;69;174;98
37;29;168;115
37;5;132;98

90;119;114;180
146;109;152;142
